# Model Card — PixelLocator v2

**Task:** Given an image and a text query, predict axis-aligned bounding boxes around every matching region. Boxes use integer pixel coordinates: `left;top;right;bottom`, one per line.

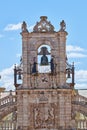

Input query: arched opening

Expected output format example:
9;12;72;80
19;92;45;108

37;45;51;73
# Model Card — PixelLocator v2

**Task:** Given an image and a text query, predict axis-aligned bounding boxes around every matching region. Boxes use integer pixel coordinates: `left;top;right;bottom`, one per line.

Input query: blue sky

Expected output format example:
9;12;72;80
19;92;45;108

0;0;87;90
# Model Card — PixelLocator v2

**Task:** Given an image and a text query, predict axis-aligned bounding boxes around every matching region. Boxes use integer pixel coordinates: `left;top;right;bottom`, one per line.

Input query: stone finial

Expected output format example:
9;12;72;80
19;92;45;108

21;21;28;32
60;20;66;31
40;16;47;20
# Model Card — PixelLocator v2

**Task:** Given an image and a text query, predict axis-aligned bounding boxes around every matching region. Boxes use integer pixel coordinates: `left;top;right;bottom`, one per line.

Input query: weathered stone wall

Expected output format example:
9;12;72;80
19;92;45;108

21;31;67;89
17;89;72;130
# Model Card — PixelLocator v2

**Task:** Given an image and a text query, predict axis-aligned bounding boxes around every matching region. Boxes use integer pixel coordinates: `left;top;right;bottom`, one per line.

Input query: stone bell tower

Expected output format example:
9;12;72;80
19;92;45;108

17;16;74;130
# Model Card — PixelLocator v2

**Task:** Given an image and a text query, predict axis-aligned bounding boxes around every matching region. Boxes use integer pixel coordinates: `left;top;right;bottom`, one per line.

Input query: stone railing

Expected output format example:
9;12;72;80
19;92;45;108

76;119;87;130
0;93;17;109
72;94;87;116
72;103;87;117
72;94;87;103
0;92;17;120
0;120;17;130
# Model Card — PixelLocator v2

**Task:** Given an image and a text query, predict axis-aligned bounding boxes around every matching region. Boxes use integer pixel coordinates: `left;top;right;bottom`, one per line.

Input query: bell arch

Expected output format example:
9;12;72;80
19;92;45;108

37;44;51;73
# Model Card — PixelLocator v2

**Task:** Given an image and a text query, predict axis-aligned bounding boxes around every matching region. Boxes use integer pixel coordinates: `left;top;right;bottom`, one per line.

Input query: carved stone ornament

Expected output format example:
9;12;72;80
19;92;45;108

21;21;28;32
60;20;66;31
34;104;55;129
33;16;54;32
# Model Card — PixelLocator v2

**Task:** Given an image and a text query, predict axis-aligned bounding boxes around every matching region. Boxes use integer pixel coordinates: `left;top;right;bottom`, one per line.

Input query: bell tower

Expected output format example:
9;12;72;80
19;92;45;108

16;16;75;130
21;16;67;89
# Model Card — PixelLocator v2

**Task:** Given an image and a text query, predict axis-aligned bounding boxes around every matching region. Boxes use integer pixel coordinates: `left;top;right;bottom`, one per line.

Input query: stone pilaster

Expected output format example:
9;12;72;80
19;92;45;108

58;31;68;86
21;32;29;89
17;91;23;128
58;89;72;129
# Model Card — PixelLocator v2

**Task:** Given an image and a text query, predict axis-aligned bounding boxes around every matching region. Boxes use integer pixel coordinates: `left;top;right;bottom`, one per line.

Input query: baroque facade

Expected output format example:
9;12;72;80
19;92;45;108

16;16;75;130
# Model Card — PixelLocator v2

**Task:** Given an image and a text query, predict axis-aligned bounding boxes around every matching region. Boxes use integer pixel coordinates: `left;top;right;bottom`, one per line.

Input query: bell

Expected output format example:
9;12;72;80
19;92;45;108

40;54;49;65
67;69;71;78
18;72;21;80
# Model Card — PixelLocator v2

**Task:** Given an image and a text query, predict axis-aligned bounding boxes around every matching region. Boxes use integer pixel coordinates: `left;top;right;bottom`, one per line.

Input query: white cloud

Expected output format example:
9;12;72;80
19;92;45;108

67;52;87;58
75;70;87;82
66;45;84;52
4;23;22;31
75;83;87;89
67;69;87;89
66;45;87;58
0;65;15;91
28;25;34;32
4;22;34;32
74;69;87;89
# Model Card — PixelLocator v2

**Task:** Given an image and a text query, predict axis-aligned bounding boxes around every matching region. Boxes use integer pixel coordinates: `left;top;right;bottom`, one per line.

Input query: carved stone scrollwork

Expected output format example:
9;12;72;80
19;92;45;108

34;104;55;129
33;16;54;32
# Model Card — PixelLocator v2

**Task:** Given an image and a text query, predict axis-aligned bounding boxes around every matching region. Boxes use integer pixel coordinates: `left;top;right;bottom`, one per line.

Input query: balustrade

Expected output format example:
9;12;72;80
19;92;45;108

76;120;87;130
72;94;87;116
72;94;87;103
0;94;16;109
0;120;16;130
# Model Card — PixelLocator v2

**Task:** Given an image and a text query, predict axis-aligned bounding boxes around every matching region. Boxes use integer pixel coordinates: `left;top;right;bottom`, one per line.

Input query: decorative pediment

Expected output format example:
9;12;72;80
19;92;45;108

33;16;54;33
